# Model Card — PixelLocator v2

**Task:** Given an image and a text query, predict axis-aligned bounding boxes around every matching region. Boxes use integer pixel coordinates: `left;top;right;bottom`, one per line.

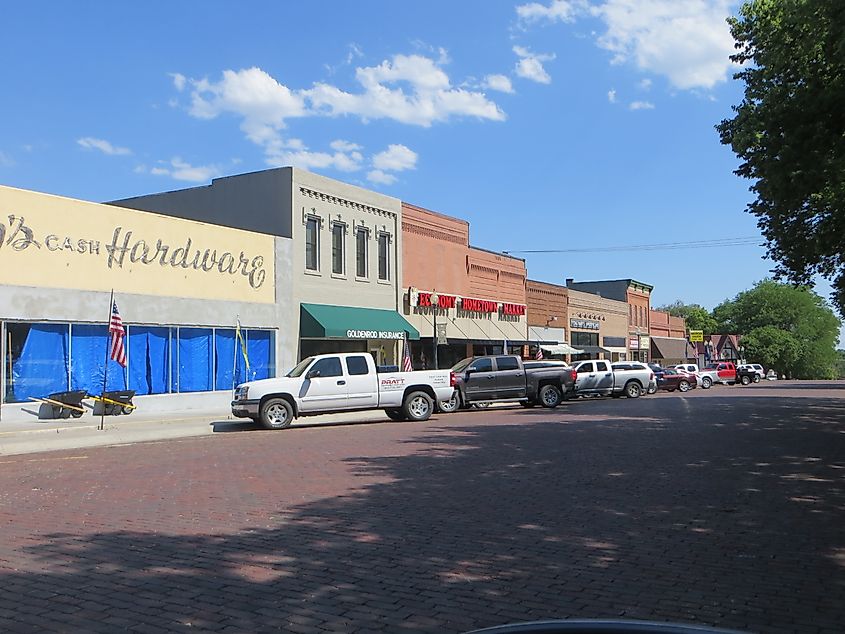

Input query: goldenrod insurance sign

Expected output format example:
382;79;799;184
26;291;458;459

0;185;275;303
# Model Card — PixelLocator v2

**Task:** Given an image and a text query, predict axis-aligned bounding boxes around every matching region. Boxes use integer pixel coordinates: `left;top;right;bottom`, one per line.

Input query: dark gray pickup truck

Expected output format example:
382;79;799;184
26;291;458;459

448;355;576;409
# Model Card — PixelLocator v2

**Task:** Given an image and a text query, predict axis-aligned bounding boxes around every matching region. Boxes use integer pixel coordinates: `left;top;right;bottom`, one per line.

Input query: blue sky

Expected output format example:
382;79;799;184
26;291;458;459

1;1;841;344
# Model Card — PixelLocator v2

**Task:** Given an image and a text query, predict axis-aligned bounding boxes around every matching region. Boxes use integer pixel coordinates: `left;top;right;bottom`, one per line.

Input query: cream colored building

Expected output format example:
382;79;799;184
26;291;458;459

566;289;629;361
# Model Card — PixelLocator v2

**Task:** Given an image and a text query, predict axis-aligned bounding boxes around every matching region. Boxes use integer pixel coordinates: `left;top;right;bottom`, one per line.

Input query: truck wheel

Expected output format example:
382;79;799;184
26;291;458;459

624;381;642;399
260;398;293;430
539;385;562;408
402;391;434;422
678;380;691;392
741;375;751;385
647;384;657;395
753;375;760;383
385;408;407;421
437;391;460;414
701;376;712;389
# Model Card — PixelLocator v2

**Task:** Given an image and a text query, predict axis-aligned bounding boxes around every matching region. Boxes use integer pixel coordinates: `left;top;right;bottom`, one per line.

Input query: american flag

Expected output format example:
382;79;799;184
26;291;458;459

109;301;127;367
535;346;544;360
402;335;413;372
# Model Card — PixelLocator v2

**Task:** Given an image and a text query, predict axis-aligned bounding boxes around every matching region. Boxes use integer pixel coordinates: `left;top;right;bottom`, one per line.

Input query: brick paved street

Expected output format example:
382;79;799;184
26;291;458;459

1;382;843;633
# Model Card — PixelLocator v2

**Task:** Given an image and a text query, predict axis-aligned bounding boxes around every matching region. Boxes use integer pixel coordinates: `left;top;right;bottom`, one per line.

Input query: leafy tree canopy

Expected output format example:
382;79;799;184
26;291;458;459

714;279;841;378
717;0;845;316
655;301;718;333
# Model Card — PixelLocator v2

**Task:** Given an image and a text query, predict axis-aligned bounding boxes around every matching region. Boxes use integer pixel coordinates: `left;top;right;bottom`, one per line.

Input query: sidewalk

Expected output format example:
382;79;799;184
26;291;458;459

0;407;400;457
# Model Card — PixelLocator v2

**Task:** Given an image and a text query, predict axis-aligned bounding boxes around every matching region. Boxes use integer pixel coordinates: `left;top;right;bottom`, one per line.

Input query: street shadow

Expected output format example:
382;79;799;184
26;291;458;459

2;395;844;633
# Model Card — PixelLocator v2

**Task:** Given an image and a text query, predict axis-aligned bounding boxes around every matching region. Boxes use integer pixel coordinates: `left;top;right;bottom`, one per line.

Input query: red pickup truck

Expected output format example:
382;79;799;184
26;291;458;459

697;362;737;388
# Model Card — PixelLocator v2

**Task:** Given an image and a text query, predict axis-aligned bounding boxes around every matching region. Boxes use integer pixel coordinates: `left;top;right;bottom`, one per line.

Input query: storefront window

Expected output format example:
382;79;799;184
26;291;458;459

378;233;390;280
70;324;127;395
4;322;69;403
129;326;170;396
571;331;598;347
174;328;213;393
305;216;319;271
245;329;275;381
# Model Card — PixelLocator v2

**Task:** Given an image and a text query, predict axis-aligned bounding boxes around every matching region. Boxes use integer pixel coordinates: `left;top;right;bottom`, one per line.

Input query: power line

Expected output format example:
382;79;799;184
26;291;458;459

502;236;763;255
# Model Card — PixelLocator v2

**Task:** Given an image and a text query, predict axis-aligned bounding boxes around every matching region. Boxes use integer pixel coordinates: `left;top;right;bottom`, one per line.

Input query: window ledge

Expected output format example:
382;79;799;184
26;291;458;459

377;279;391;285
304;269;322;277
355;277;370;283
331;273;347;280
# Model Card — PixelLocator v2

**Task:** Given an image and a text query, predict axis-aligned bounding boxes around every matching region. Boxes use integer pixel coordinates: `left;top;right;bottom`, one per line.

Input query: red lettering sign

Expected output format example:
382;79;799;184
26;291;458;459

501;303;526;316
419;292;456;308
461;297;498;313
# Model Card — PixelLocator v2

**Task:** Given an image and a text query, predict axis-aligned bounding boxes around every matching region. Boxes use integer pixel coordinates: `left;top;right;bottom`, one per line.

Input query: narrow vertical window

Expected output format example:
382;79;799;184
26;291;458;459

378;233;390;281
331;222;345;275
305;217;319;271
356;227;368;278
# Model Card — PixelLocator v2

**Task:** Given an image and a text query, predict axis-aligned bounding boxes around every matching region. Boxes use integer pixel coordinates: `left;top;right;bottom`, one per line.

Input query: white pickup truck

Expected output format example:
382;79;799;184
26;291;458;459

231;352;456;429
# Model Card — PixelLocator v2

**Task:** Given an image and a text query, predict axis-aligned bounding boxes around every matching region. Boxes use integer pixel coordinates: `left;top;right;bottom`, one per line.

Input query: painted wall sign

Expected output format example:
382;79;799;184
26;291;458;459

570;318;601;330
0;186;276;303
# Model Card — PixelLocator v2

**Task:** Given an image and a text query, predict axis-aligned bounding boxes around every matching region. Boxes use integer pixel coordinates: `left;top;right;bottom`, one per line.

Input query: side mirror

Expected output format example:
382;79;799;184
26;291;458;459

306;368;321;379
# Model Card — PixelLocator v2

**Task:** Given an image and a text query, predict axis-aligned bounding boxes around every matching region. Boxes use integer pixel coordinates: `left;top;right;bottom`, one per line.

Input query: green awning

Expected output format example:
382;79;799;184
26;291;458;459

300;303;420;340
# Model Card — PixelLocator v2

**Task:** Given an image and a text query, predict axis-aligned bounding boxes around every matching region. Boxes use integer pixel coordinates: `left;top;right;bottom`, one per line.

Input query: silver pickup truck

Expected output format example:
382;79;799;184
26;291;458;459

569;359;655;399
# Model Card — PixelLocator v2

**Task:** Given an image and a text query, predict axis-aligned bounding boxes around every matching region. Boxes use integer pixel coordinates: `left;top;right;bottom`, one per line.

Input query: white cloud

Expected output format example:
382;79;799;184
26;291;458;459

330;139;362;152
170;72;187;91
629;100;655;110
639;78;653;90
516;0;586;24
306;53;505;126
484;74;515;94
514;0;735;90
148;157;223;182
367;170;397;185
607;89;617;103
372;144;417;172
513;46;555;84
77;137;131;156
0;151;14;167
178;56;505;168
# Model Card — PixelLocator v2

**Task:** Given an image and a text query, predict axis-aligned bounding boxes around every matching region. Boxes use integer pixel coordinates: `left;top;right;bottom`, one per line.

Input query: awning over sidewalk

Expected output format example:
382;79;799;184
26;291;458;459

603;346;628;356
301;303;420;340
574;345;610;356
540;343;584;355
650;336;690;360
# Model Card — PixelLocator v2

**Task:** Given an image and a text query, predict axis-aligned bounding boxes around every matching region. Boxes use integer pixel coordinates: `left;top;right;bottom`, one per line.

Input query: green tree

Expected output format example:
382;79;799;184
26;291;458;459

656;301;718;333
716;0;845;317
713;280;841;378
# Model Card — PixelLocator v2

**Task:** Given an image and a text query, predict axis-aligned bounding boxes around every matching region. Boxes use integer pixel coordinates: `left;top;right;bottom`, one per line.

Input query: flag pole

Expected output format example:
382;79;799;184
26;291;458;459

100;289;114;431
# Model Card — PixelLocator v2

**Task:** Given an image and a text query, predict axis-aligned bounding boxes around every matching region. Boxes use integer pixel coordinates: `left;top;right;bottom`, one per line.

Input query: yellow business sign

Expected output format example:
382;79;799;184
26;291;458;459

0;185;275;303
689;330;704;342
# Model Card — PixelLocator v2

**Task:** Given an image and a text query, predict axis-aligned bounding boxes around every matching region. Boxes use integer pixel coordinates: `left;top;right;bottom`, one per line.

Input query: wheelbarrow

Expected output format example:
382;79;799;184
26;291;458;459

28;390;88;419
89;390;137;416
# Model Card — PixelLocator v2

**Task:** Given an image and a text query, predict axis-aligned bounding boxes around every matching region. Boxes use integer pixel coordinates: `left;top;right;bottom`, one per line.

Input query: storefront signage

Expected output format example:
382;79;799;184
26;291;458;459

689;330;704;342
346;329;406;340
629;337;640;349
417;292;457;309
570;318;600;330
0;186;276;303
461;297;498;313
501;303;526;316
640;336;650;348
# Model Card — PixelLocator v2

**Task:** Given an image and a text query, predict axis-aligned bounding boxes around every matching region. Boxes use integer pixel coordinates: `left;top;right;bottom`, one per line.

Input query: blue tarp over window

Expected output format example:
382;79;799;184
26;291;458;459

128;327;169;395
69;325;127;394
214;330;247;391
247;330;274;381
175;328;213;392
11;324;69;400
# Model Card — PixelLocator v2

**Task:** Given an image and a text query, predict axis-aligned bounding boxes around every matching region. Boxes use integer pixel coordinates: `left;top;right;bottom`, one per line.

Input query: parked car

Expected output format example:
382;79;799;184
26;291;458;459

672;363;708;389
738;363;765;381
568;360;654;399
657;368;697;392
451;355;576;409
231;353;456;429
697;361;737;388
